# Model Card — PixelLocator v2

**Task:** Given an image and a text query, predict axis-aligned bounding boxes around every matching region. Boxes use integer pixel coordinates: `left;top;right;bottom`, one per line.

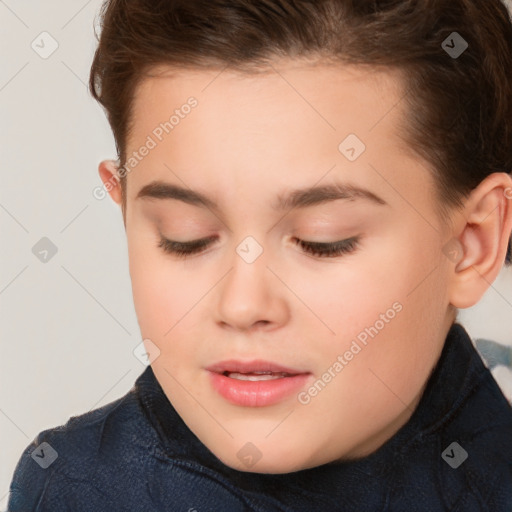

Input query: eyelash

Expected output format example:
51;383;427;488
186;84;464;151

157;235;360;259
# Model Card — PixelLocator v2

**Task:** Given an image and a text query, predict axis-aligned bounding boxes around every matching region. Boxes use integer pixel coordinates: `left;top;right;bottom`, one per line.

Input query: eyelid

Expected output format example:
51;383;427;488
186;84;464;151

159;235;218;251
292;236;359;258
157;234;360;259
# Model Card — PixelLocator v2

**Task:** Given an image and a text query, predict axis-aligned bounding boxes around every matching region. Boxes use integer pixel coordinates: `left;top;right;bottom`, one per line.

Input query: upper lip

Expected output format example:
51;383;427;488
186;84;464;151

205;359;309;375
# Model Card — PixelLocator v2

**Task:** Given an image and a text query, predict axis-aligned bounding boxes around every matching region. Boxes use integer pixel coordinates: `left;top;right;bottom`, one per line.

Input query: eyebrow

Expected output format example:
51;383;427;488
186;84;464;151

135;180;387;211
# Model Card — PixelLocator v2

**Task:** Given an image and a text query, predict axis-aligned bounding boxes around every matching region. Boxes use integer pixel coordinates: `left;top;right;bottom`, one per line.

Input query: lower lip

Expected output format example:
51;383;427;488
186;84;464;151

207;371;311;407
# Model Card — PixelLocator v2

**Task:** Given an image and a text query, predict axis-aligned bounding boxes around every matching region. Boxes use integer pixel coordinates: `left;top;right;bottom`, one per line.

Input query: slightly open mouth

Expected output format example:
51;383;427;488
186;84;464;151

208;368;311;407
222;371;293;381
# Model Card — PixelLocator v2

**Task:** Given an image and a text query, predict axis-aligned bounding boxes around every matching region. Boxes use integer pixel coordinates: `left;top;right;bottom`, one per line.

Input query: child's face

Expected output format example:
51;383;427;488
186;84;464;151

121;60;456;473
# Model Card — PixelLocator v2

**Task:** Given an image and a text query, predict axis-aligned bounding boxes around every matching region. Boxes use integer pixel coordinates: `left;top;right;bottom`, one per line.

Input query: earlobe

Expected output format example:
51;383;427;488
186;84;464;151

448;172;512;309
98;159;123;205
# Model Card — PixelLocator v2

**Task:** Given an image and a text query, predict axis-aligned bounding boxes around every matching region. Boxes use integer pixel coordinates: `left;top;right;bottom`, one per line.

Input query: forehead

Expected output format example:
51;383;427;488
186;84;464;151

125;60;429;208
130;60;406;140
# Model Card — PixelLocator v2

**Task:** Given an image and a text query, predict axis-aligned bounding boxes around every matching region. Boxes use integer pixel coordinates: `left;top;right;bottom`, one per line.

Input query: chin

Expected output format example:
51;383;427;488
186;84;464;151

213;441;322;475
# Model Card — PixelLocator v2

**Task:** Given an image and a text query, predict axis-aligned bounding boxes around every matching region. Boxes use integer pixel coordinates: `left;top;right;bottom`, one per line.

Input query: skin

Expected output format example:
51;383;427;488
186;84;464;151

98;59;512;474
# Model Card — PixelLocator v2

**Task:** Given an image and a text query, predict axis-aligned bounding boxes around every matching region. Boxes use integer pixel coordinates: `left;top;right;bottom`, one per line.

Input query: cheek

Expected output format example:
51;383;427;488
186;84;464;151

341;243;448;399
318;240;404;334
321;235;442;367
126;225;191;339
129;259;205;375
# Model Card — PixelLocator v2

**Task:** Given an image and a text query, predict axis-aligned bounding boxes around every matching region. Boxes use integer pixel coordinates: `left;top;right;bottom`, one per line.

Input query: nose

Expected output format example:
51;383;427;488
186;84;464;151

215;241;289;332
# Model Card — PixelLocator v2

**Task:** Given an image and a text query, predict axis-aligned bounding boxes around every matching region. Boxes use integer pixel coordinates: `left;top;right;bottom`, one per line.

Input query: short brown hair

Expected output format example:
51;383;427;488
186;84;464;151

89;0;512;264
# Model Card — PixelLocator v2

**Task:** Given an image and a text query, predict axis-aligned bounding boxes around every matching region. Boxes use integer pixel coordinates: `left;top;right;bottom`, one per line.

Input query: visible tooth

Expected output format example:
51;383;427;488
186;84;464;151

227;372;288;381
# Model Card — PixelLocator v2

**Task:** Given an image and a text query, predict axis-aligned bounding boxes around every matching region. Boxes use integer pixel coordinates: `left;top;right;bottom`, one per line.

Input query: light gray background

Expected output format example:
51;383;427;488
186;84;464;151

1;0;512;506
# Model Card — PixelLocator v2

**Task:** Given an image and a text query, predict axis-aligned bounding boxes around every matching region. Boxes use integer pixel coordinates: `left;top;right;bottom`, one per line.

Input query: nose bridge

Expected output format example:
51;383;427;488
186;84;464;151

223;204;290;290
215;231;287;330
224;232;270;299
234;234;266;266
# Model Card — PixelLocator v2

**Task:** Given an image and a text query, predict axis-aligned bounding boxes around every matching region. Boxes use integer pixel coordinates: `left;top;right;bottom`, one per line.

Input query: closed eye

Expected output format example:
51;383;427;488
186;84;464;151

157;235;360;259
292;236;359;258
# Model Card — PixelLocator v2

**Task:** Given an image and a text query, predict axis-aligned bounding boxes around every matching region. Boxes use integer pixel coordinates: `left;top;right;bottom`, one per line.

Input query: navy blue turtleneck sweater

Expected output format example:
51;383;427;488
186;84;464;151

7;323;512;511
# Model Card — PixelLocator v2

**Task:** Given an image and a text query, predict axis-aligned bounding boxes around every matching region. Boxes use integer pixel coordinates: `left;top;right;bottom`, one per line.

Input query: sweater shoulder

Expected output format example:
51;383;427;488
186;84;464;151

398;363;512;512
7;383;153;511
443;367;512;509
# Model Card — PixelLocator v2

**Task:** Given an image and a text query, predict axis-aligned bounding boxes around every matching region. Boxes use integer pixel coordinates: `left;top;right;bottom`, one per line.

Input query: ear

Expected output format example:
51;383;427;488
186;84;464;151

448;172;512;309
98;159;123;205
